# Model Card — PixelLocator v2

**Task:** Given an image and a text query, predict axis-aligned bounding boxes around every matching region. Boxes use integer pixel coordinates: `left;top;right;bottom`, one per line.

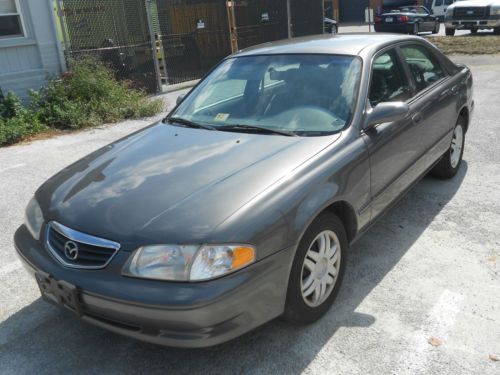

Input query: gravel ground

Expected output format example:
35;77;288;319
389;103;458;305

0;57;499;375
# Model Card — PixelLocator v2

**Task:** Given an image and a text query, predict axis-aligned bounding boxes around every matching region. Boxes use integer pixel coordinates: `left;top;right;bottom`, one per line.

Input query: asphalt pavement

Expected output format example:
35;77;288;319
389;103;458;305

0;56;499;375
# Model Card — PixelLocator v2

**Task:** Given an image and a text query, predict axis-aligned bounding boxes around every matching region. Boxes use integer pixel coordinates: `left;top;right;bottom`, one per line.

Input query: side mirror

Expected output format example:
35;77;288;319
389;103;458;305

364;102;410;130
176;94;186;106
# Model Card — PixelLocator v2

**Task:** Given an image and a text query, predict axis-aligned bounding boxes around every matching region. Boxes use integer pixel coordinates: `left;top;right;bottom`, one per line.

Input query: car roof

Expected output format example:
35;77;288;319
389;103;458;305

234;33;420;57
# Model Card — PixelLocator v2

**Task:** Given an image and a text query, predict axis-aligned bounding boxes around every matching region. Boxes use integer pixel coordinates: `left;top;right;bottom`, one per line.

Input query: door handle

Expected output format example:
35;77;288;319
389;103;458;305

412;113;423;124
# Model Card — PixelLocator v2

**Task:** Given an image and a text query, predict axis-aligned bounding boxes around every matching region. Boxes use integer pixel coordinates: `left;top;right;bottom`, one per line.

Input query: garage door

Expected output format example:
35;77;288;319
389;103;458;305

339;0;369;23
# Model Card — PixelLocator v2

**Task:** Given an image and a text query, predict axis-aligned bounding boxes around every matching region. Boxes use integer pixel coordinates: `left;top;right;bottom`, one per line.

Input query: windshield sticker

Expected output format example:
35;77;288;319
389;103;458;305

215;113;230;122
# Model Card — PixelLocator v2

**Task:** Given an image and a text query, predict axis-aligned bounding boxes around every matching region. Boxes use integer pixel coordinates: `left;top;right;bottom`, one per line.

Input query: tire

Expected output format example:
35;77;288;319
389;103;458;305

282;212;347;325
494;27;500;35
433;22;440;34
331;24;338;34
471;28;478;34
431;117;466;179
413;23;420;35
445;27;455;36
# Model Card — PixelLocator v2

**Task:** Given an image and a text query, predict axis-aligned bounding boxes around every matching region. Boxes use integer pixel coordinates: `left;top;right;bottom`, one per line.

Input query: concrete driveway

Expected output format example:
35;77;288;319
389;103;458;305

0;57;499;374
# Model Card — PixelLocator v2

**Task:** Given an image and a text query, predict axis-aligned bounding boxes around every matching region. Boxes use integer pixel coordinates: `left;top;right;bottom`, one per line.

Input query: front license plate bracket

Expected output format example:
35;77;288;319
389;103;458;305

35;271;83;317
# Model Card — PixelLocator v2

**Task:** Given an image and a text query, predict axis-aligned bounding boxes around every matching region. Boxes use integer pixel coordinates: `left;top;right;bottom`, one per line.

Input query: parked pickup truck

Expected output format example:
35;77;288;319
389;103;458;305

444;0;500;35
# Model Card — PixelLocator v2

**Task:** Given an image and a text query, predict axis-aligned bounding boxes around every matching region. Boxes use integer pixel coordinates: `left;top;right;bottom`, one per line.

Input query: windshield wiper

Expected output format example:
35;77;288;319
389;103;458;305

220;124;297;137
166;117;217;131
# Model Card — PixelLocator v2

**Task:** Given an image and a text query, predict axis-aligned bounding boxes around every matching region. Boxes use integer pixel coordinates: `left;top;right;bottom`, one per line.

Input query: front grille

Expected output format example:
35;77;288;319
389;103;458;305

454;7;490;19
46;222;120;269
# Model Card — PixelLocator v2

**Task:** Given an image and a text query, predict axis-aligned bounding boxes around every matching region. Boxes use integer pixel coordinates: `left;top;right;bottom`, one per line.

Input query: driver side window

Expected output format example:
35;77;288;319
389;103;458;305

369;49;411;107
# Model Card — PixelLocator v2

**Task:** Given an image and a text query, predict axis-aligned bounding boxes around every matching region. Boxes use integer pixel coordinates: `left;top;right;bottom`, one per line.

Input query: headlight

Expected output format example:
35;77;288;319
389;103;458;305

123;244;255;281
25;198;44;240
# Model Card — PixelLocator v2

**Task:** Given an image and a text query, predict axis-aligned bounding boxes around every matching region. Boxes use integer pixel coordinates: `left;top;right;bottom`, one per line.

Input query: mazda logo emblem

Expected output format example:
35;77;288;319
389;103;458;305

64;241;79;261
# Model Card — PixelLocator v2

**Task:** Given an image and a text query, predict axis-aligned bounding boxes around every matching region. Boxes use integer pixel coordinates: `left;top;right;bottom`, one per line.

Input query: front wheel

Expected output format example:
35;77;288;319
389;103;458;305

494;27;500;35
445;27;455;36
471;28;478;34
282;212;347;324
330;24;338;34
430;118;466;179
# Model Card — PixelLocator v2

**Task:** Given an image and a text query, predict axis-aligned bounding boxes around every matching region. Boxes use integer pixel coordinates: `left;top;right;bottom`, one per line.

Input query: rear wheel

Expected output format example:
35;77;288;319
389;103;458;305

283;212;346;324
445;27;455;36
433;21;440;34
494;27;500;35
431;118;466;179
471;28;478;34
330;24;338;34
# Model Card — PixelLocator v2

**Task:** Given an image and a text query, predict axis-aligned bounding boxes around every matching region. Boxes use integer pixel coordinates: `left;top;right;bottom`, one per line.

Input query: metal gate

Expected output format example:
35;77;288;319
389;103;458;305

339;0;369;23
290;0;324;37
55;0;325;92
233;0;289;50
56;0;159;93
155;0;231;85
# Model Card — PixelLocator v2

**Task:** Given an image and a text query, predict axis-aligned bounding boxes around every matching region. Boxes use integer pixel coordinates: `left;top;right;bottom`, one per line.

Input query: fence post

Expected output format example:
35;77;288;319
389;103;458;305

227;1;238;53
145;0;162;93
55;0;70;67
286;0;292;38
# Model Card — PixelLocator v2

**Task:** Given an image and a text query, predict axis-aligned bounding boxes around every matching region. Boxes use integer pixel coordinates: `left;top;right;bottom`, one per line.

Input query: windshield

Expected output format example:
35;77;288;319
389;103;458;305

169;54;362;136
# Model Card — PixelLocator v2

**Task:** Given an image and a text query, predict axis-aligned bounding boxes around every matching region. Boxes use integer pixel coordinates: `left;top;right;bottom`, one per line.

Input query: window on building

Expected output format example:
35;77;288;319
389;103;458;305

0;0;24;38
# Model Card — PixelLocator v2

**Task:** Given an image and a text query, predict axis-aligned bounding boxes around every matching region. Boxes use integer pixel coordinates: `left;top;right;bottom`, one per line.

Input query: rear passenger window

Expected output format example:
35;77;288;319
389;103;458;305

401;45;445;92
369;50;411;107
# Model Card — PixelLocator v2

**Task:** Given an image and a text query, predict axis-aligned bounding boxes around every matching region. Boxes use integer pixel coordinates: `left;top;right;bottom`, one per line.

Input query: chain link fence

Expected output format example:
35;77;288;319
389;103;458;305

155;0;231;85
233;0;289;50
55;0;324;93
56;0;159;93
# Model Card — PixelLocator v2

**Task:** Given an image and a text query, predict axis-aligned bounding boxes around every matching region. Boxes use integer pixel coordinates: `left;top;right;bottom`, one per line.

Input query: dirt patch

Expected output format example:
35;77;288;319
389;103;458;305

428;35;500;55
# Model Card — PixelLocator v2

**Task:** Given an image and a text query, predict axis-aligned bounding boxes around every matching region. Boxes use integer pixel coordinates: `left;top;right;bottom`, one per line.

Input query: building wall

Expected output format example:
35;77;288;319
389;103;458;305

0;0;64;99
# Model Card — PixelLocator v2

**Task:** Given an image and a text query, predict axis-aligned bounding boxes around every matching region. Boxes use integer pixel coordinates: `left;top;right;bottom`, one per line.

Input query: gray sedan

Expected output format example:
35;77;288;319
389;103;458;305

15;34;473;348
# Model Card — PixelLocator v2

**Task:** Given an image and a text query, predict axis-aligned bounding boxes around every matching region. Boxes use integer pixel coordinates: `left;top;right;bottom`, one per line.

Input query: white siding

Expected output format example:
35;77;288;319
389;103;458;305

0;0;63;99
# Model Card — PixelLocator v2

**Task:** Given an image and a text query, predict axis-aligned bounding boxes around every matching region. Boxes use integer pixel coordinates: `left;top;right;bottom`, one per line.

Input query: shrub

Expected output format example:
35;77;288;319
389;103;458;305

33;58;162;129
0;58;162;146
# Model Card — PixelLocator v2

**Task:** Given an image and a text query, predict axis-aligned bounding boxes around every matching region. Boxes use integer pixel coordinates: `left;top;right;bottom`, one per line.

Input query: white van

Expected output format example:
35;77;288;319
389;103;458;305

431;0;459;20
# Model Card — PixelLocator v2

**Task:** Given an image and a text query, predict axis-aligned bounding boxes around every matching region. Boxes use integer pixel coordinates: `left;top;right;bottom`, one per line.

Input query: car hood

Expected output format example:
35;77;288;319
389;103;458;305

37;122;339;248
450;0;500;8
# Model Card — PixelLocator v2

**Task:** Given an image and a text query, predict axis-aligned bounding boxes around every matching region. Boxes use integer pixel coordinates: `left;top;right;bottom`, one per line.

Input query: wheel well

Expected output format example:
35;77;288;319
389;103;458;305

459;107;470;133
324;201;357;244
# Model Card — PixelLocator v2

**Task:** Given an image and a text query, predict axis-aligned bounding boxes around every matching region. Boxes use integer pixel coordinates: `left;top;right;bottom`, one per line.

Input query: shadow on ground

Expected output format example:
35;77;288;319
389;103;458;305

0;163;468;374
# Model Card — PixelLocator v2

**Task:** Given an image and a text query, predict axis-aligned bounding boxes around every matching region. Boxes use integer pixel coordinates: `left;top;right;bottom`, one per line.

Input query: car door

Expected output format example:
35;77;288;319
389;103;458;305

418;7;434;31
362;47;425;221
399;43;458;167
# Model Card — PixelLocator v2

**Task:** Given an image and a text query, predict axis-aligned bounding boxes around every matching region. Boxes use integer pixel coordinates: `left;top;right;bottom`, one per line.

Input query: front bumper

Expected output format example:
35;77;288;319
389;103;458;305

14;225;295;348
445;18;500;29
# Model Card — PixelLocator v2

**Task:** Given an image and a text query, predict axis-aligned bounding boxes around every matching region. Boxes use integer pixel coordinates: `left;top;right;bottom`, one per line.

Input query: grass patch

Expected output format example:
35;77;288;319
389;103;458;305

0;58;163;147
428;35;500;55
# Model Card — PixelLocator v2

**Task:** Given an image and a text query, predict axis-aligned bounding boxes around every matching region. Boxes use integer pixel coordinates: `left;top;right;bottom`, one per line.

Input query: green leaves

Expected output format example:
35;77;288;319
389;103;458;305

0;58;162;146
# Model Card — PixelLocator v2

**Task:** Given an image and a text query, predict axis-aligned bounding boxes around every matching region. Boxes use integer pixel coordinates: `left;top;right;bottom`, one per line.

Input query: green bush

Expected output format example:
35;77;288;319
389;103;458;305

0;89;46;146
0;58;162;146
33;58;162;129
